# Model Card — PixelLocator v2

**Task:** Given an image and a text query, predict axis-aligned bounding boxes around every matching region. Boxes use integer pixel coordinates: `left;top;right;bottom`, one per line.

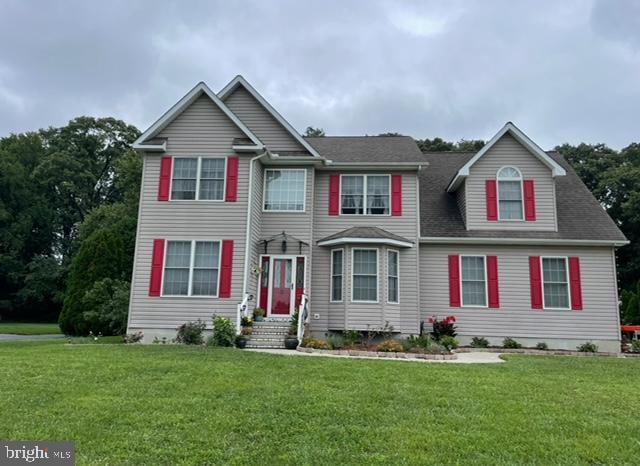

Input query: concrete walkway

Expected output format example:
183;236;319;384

0;334;65;341
246;348;504;364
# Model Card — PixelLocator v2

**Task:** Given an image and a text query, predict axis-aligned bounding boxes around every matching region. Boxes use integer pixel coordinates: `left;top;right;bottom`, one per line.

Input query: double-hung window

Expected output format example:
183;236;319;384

264;169;306;211
497;166;524;220
387;250;399;303
352;249;378;302
330;249;344;302
542;257;570;309
461;255;487;307
163;240;221;296
171;157;226;200
341;175;390;215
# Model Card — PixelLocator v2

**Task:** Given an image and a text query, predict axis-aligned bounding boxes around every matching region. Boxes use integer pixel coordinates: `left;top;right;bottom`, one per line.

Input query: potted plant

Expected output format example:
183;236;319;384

284;311;299;350
253;308;266;322
235;334;248;349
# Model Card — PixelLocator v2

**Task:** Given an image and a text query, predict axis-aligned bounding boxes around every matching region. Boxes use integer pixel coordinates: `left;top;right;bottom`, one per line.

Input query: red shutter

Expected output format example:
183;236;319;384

569;257;583;310
524;180;536;221
158;156;172;201
329;174;340;215
486;180;498;221
225;156;239;202
487;256;500;308
149;239;165;296
219;240;234;298
391;174;403;216
529;256;543;310
448;255;461;308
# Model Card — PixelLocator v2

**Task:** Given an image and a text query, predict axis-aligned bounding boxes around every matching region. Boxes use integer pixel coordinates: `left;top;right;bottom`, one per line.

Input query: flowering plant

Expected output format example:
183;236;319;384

427;315;457;340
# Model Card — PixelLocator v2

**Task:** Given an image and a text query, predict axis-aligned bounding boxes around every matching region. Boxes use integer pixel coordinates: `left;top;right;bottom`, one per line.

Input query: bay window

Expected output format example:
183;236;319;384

352;249;378;302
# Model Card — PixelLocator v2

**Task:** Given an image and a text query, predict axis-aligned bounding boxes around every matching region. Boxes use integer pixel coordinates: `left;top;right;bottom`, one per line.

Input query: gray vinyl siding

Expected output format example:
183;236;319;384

464;133;557;231
419;244;620;342
223;86;306;152
128;95;250;331
311;171;420;335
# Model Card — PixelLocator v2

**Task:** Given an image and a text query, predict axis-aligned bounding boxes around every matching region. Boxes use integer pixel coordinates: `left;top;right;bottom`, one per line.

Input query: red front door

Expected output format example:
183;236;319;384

271;258;293;315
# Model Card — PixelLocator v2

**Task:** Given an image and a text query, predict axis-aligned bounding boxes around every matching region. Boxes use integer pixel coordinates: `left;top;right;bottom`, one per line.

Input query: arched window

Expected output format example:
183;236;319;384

497;166;523;220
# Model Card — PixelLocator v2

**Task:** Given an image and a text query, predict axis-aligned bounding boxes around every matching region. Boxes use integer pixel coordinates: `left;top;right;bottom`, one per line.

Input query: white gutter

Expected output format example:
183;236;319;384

242;150;268;298
419;237;630;247
317;237;414;248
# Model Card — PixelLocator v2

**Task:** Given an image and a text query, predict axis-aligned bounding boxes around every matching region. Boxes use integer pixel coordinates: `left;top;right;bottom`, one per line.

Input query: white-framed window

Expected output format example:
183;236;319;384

171;157;226;201
387;249;399;304
542;257;570;309
352;248;378;302
264;169;306;211
163;240;221;296
461;255;487;307
341;174;390;215
330;249;344;302
497;166;524;220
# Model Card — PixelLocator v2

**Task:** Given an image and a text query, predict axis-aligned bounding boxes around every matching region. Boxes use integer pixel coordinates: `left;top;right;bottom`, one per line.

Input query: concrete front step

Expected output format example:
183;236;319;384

246;342;287;349
252;322;290;328
248;335;287;342
250;329;288;335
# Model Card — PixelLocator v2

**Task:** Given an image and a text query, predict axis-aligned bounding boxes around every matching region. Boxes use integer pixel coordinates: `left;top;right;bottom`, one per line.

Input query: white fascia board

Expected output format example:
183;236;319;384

133;81;264;149
232;144;264;153
317;237;414;248
419;237;629;247
320;161;425;171
446;122;566;192
218;75;321;157
132;141;167;152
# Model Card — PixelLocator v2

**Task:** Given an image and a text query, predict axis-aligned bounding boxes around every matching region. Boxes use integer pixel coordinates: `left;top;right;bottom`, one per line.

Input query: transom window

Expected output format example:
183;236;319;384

387;249;399;303
542;257;570;309
341;175;390;215
497;166;523;220
264;169;306;211
163;240;220;296
330;249;344;302
171;157;226;201
461;256;487;307
352;249;378;302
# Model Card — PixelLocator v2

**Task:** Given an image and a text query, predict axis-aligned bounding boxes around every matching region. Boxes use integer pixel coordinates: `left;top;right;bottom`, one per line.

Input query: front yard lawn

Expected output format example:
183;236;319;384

0;322;61;335
1;341;639;464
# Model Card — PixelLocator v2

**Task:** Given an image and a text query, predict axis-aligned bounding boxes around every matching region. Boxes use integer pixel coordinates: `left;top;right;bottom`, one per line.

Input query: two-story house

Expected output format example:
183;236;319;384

126;76;627;352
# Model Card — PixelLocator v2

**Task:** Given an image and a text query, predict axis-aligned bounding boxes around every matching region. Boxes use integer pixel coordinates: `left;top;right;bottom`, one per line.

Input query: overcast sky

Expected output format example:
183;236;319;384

1;0;638;149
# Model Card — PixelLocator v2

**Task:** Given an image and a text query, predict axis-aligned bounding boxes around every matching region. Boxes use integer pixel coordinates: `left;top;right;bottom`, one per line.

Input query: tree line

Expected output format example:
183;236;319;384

0;121;637;335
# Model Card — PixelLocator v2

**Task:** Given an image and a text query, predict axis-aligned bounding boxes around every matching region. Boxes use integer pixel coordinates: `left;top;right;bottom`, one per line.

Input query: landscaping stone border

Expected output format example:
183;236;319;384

297;347;457;360
454;347;621;357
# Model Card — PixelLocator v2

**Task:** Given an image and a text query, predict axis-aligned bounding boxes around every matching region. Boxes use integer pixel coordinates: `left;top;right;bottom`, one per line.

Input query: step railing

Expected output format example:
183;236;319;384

297;293;309;342
236;293;251;335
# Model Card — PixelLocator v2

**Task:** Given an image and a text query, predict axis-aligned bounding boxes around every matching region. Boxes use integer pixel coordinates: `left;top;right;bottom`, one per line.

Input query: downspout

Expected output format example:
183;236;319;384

242;150;268;299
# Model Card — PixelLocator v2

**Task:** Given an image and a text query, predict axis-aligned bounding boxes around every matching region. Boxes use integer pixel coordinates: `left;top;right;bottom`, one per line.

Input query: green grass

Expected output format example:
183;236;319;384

1;341;639;465
0;322;61;335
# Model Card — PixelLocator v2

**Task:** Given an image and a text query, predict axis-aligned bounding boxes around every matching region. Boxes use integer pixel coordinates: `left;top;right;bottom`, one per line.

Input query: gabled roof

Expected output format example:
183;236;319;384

317;227;413;248
420;151;627;244
132;82;264;151
304;136;424;164
218;75;320;157
446;122;566;191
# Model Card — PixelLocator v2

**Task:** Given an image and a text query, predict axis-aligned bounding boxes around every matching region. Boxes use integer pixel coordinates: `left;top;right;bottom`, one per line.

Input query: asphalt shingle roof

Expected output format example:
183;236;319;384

318;227;413;245
419;151;627;242
304;136;425;163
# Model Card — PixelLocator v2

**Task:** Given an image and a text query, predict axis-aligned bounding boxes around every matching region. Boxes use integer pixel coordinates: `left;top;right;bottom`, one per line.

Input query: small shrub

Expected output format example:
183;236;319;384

342;330;362;347
175;320;206;345
535;342;549;351
153;336;169;345
328;334;346;350
429;315;457;340
577;341;599;353
210;315;236;347
240;327;253;336
631;340;640;353
440;335;459;350
409;343;449;354
253;308;266;319
377;339;404;352
288;311;299;336
302;337;329;349
470;337;489;348
123;331;144;344
240;316;253;327
503;337;522;349
404;334;433;351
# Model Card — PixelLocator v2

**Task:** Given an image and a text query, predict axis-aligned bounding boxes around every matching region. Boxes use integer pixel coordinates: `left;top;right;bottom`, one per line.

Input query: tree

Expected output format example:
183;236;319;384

378;132;403;137
304;126;325;137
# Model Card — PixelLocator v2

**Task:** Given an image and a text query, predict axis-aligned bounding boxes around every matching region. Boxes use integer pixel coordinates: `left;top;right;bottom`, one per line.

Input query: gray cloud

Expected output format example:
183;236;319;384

0;0;638;149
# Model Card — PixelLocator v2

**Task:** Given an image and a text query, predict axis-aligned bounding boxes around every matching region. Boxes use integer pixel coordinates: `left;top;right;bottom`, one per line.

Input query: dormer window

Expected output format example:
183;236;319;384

497;167;523;220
